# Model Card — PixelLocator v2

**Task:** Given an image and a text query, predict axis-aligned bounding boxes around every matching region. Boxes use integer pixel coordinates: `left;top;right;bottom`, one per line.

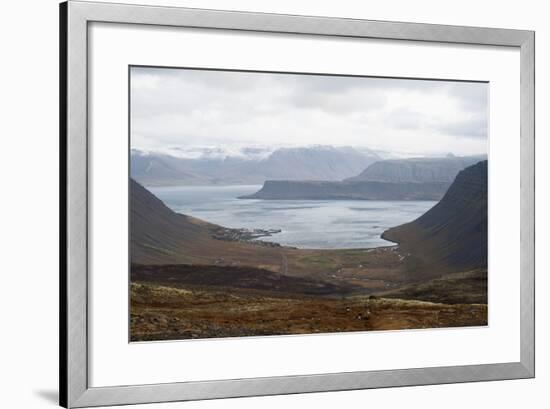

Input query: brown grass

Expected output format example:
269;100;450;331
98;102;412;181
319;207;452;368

130;282;487;341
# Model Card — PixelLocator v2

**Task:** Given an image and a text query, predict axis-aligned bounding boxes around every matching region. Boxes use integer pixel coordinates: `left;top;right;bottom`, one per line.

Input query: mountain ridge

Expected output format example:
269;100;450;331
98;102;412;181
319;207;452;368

346;155;486;183
131;145;380;186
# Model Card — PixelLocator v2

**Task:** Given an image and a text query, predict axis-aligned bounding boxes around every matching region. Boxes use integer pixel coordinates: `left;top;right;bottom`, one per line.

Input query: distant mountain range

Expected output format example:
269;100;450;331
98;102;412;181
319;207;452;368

131;145;380;186
242;155;485;201
382;160;488;270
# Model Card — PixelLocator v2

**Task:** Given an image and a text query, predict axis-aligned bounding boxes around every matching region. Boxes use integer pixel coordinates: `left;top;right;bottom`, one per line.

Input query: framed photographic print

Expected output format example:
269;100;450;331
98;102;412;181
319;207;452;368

60;1;535;407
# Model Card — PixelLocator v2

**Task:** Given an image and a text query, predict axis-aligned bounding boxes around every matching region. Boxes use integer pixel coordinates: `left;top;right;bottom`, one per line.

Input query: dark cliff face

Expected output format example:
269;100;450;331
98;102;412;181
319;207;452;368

346;155;486;183
382;160;487;270
240;180;450;201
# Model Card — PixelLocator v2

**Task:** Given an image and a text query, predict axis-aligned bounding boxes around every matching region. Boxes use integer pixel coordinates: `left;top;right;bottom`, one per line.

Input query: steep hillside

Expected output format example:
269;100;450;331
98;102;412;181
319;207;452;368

382;160;487;270
346;155;486;183
130;178;211;263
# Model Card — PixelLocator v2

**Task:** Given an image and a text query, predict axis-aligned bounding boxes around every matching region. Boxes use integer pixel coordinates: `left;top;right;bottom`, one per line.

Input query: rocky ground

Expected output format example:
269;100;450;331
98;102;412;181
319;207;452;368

130;282;487;341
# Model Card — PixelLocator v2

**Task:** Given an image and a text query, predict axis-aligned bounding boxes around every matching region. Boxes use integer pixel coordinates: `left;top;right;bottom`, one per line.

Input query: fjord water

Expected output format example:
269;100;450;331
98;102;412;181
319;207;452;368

150;185;437;249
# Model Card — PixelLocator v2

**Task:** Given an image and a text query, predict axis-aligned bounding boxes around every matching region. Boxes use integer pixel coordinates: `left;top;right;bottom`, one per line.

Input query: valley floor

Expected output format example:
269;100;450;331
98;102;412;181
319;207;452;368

129;245;488;341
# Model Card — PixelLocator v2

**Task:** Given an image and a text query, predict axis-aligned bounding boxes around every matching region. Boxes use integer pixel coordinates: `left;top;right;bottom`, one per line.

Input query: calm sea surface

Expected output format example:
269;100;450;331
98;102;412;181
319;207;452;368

149;185;436;250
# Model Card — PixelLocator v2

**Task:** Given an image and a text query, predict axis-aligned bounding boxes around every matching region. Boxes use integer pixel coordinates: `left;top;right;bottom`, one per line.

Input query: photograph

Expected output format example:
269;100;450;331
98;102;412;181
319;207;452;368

129;67;489;341
1;0;542;408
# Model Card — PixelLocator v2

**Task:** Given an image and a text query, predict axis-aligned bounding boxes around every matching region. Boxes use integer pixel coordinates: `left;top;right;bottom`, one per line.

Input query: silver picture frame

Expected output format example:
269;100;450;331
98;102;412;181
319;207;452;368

60;1;535;407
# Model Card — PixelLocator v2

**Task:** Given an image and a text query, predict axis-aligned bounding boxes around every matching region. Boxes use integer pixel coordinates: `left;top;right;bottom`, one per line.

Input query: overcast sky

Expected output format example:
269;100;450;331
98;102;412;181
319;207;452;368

130;66;488;157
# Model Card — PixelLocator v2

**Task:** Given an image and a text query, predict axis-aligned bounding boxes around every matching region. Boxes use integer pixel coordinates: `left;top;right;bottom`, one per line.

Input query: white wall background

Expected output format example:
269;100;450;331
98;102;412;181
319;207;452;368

0;0;547;408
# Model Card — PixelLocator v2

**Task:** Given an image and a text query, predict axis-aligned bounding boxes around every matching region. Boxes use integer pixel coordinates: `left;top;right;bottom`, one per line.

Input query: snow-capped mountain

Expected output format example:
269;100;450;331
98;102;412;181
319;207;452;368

143;145;275;161
130;145;380;186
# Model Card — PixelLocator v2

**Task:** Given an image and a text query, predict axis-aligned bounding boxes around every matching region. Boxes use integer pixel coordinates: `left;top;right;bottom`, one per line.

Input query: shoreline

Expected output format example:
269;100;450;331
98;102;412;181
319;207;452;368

207;220;400;252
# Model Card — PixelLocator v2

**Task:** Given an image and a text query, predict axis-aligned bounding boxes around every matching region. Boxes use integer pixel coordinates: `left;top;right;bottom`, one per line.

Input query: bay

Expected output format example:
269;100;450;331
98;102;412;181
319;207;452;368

149;185;437;249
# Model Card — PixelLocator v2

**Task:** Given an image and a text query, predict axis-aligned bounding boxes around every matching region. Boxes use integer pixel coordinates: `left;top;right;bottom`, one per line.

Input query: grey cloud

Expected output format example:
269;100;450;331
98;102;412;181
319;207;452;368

385;108;423;130
130;67;488;156
437;115;488;139
446;82;489;112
